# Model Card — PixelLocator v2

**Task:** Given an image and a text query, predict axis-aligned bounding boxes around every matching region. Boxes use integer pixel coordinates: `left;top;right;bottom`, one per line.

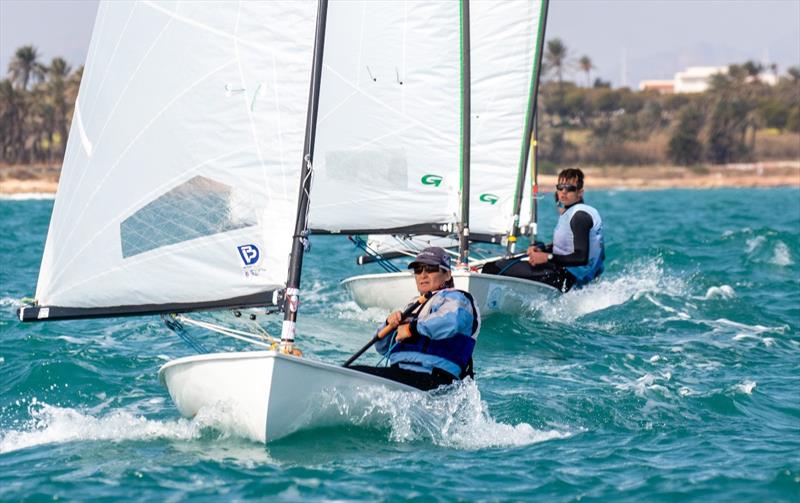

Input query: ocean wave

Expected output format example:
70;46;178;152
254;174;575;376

0;193;55;201
531;258;687;322
1;297;23;308
732;380;757;395
314;380;571;450
329;301;388;323
746;235;766;253
699;285;736;300
0;402;201;454
770;241;793;266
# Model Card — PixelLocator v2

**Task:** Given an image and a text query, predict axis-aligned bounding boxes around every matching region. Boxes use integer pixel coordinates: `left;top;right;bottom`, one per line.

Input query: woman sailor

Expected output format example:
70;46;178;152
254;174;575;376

350;247;480;391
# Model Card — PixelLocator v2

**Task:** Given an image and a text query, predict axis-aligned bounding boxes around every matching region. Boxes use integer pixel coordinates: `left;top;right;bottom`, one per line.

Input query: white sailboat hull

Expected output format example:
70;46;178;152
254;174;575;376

158;351;418;443
341;270;560;317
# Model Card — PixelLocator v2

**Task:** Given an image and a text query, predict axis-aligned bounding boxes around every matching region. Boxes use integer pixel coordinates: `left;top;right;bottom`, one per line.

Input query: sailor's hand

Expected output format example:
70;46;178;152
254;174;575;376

395;323;412;341
528;244;540;254
529;251;550;266
386;310;403;327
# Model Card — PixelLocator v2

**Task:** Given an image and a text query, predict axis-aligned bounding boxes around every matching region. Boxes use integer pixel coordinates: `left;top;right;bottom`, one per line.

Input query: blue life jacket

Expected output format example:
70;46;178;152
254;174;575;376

552;203;604;285
390;289;480;378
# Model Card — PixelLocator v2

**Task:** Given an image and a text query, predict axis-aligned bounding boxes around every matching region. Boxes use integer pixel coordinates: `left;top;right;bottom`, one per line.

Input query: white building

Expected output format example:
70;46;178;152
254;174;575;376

674;66;728;93
639;66;779;94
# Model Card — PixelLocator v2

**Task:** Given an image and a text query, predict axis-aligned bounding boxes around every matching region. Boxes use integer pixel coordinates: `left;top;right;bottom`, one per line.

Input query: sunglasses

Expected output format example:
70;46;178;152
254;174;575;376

412;264;444;275
556;183;579;192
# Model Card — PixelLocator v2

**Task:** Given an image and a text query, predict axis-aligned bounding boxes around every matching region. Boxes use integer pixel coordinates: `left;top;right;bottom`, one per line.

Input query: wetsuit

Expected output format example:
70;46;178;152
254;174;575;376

482;201;604;292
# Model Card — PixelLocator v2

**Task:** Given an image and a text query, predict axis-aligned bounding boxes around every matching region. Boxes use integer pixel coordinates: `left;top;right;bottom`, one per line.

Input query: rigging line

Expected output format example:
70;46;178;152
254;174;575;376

177;315;276;349
351;236;401;273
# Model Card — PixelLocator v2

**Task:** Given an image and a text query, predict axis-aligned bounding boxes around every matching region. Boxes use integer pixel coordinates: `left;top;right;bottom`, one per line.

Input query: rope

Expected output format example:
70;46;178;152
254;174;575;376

173;314;278;350
161;314;209;354
350;235;402;273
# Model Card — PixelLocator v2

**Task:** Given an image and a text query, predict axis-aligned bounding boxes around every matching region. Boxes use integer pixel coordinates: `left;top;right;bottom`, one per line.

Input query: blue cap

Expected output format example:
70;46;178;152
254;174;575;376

408;247;451;271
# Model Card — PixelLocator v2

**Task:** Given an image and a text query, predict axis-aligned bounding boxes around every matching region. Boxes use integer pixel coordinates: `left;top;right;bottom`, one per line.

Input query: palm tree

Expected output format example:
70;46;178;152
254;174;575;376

46;57;73;158
0;79;24;162
545;38;568;86
8;45;45;90
545;38;568;117
578;55;593;87
742;60;763;83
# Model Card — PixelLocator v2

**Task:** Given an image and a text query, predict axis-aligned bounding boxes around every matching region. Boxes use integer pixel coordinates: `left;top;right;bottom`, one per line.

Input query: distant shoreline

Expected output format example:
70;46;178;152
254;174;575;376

0;161;798;195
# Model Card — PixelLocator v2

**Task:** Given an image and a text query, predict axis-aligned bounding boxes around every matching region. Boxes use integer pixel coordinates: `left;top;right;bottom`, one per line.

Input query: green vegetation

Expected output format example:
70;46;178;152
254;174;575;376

1;41;798;170
1;45;82;165
538;40;800;167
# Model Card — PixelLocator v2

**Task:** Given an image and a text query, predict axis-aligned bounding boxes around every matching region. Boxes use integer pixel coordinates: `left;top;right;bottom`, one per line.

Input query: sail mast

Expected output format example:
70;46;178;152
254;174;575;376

530;111;540;242
281;0;329;352
507;0;550;255
457;0;471;266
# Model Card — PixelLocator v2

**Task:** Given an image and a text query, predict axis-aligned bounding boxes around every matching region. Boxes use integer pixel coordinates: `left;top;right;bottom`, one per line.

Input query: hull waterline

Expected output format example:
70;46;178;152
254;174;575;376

158;351;418;443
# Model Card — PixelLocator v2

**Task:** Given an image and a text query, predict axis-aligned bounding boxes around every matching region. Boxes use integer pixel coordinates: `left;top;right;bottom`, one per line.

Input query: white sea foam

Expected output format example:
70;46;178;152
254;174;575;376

733;380;757;395
532;258;687;322
709;318;787;337
771;241;793;266
701;285;736;300
0;193;55;201
330;301;388;323
746;236;766;253
0;297;23;308
0;403;201;454
316;380;570;449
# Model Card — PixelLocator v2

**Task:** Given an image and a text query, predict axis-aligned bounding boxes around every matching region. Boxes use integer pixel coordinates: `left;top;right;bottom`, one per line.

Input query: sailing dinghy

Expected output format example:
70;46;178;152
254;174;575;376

18;0;472;443
339;0;557;317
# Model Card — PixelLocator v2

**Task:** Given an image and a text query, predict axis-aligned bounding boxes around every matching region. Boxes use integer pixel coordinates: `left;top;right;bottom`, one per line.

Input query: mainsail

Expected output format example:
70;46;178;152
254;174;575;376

469;0;548;245
309;0;464;236
21;1;319;320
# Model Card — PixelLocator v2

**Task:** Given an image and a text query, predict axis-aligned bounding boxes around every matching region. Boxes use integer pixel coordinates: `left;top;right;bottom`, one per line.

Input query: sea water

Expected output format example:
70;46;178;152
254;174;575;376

1;188;798;501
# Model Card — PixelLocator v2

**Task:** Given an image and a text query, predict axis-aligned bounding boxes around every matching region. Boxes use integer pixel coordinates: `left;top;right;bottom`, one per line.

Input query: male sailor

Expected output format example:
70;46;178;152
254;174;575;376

482;168;604;292
350;247;480;391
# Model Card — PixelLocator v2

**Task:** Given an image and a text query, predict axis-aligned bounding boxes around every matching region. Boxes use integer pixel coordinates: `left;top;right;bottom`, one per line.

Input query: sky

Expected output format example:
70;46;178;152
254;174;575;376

1;0;799;88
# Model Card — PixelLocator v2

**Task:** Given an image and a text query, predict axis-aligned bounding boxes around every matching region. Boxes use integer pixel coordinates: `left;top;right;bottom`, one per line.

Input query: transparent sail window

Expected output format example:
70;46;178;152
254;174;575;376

323;149;408;188
120;175;258;258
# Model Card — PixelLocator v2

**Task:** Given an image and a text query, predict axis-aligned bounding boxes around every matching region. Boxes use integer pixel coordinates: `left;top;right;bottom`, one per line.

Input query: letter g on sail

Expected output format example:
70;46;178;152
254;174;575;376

237;244;260;266
421;174;443;187
479;193;499;205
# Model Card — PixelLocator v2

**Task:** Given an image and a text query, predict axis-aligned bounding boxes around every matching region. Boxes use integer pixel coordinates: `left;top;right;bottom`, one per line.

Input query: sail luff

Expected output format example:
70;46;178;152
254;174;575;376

458;0;471;266
281;0;329;350
508;0;550;253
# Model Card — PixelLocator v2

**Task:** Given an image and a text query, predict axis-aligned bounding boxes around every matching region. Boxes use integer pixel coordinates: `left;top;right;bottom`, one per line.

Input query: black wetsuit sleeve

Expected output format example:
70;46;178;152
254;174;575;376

551;211;592;267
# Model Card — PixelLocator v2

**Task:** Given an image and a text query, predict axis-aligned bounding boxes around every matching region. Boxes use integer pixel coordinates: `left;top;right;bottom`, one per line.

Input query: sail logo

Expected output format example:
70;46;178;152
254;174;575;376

421;174;442;187
237;244;260;266
480;193;499;205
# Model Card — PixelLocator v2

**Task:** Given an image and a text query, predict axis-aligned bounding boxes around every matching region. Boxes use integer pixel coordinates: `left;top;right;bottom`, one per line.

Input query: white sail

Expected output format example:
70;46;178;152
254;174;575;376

309;0;462;233
33;1;318;313
469;0;546;239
